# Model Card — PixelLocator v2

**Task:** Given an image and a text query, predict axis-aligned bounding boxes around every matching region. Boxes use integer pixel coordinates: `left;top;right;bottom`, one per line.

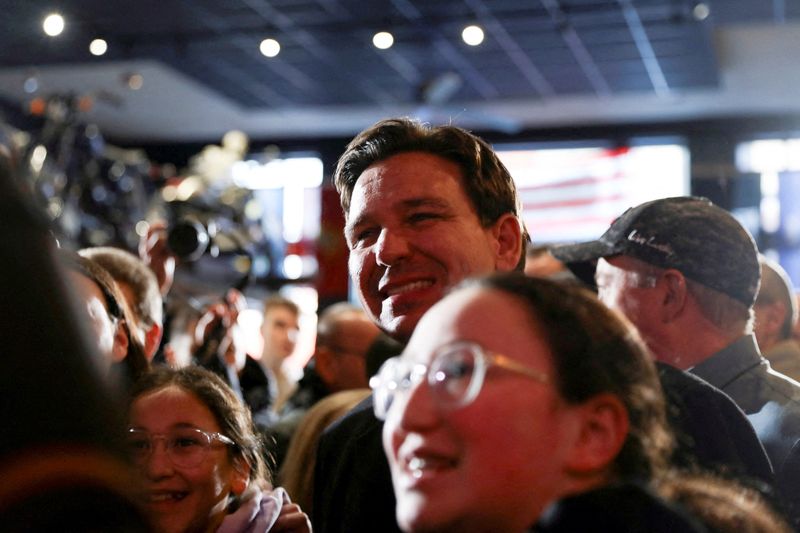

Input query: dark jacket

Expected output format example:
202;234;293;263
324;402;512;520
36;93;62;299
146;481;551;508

266;365;333;470
657;362;773;484
312;395;399;533
531;483;708;533
691;335;800;528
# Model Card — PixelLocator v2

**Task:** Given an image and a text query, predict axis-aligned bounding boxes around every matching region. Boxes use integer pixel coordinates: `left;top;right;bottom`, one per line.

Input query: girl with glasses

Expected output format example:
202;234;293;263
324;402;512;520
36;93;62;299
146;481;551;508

378;273;702;533
127;366;310;533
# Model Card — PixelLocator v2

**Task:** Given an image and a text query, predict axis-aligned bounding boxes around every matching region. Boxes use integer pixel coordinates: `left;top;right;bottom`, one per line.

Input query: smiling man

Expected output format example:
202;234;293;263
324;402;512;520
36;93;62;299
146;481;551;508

339;127;526;343
312;118;527;533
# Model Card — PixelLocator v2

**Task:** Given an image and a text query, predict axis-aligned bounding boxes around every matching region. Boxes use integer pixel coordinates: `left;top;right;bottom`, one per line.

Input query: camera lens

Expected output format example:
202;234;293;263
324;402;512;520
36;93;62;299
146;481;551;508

167;219;209;261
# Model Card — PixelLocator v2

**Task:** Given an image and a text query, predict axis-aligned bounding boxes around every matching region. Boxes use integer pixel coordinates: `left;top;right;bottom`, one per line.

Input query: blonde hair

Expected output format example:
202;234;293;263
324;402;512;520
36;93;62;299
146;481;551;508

278;389;371;514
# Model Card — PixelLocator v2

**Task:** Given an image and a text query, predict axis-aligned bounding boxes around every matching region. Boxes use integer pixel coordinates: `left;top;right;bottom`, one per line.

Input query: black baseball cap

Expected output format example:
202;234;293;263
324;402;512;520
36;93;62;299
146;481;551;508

551;196;761;306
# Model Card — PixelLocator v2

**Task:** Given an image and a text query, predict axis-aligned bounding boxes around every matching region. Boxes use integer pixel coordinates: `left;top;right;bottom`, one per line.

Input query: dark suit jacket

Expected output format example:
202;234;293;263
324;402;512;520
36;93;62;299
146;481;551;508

312;395;400;533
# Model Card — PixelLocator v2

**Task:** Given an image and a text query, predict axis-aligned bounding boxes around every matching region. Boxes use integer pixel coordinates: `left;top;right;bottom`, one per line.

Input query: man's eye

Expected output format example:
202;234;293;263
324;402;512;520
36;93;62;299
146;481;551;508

407;212;440;224
352;228;378;244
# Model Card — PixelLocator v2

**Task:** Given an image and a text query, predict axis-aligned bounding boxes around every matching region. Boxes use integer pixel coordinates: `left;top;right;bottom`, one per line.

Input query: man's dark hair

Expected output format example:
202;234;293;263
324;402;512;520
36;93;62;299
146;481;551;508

472;273;673;481
334;117;529;270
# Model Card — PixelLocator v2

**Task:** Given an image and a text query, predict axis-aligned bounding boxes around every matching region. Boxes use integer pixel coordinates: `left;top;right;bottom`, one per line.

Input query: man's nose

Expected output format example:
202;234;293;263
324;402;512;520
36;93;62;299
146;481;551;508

375;228;411;267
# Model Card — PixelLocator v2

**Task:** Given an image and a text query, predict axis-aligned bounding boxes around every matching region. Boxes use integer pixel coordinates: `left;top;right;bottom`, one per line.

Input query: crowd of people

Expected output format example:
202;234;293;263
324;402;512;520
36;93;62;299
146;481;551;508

4;117;800;532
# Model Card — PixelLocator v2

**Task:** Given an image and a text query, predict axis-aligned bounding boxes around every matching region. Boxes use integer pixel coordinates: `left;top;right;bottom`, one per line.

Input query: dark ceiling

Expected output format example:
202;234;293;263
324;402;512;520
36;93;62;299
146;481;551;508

1;0;799;141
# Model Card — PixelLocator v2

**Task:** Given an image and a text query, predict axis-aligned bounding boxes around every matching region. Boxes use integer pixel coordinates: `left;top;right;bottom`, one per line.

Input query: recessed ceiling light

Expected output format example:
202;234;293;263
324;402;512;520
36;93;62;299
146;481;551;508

462;25;484;46
124;73;143;90
372;31;394;50
23;76;39;94
260;38;280;58
89;38;108;56
43;13;65;37
692;3;710;21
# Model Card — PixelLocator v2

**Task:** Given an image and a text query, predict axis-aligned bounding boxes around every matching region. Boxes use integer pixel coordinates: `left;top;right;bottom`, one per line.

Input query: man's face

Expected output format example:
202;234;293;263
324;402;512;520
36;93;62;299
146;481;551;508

69;270;119;369
595;256;662;356
322;313;379;391
260;306;299;363
383;287;579;532
345;151;508;342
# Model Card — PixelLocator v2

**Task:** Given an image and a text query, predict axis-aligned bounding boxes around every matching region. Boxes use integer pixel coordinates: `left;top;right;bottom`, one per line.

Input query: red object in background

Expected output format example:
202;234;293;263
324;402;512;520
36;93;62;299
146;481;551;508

316;187;349;306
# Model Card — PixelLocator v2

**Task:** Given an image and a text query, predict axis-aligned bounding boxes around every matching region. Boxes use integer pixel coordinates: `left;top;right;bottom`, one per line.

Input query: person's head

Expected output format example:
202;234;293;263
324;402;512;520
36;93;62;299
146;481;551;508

335;117;528;341
260;295;300;365
754;255;798;351
374;273;670;533
524;244;569;279
552;196;760;367
314;302;381;392
79;246;164;361
126;366;268;533
60;251;149;381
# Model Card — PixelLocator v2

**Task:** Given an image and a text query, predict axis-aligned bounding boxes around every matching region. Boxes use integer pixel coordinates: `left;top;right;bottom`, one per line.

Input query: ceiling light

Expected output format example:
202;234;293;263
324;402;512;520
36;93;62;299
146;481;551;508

692;3;710;21
23;76;38;94
124;73;143;90
260;38;280;58
89;38;108;56
462;25;484;46
43;13;65;37
372;31;394;50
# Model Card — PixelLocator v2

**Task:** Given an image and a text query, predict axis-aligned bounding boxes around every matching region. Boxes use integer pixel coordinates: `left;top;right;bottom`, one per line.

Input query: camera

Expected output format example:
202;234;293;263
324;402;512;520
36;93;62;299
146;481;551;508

167;218;211;261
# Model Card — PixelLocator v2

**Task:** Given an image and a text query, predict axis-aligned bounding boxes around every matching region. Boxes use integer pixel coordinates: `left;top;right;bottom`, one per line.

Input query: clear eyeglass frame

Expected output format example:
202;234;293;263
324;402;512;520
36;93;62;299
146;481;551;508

125;427;235;468
370;340;549;421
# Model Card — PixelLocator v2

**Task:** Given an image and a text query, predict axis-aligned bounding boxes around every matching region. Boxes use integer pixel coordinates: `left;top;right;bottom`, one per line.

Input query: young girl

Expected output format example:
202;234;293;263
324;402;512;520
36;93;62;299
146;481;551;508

127;366;310;533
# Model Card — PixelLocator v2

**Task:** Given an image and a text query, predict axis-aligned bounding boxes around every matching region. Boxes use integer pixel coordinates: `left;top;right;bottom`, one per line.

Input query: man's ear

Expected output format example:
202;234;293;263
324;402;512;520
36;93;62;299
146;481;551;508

230;457;251;496
563;393;629;476
144;323;163;361
490;213;523;272
659;269;689;323
111;320;129;363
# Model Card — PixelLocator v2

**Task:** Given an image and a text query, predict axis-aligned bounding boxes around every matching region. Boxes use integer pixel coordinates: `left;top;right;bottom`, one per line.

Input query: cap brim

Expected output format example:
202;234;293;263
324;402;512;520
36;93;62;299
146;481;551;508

551;239;615;264
550;240;617;290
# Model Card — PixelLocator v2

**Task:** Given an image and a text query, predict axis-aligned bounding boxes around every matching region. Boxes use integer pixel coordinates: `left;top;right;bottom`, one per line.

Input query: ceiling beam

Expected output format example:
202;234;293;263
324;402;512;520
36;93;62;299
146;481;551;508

540;0;611;96
617;0;670;97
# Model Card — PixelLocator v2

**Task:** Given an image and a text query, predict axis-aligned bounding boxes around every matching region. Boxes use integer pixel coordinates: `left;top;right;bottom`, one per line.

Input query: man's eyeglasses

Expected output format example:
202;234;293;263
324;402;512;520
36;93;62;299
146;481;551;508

370;340;549;421
125;427;234;468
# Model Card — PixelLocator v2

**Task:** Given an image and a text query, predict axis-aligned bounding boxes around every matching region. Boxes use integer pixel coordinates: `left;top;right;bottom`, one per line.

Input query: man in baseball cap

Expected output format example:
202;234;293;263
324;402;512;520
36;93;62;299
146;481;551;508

553;196;800;527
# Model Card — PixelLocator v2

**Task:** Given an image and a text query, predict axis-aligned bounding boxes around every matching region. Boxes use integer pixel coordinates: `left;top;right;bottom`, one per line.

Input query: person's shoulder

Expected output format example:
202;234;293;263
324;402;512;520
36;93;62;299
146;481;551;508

760;365;800;407
658;362;710;393
533;483;707;533
317;394;378;452
658;362;738;408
